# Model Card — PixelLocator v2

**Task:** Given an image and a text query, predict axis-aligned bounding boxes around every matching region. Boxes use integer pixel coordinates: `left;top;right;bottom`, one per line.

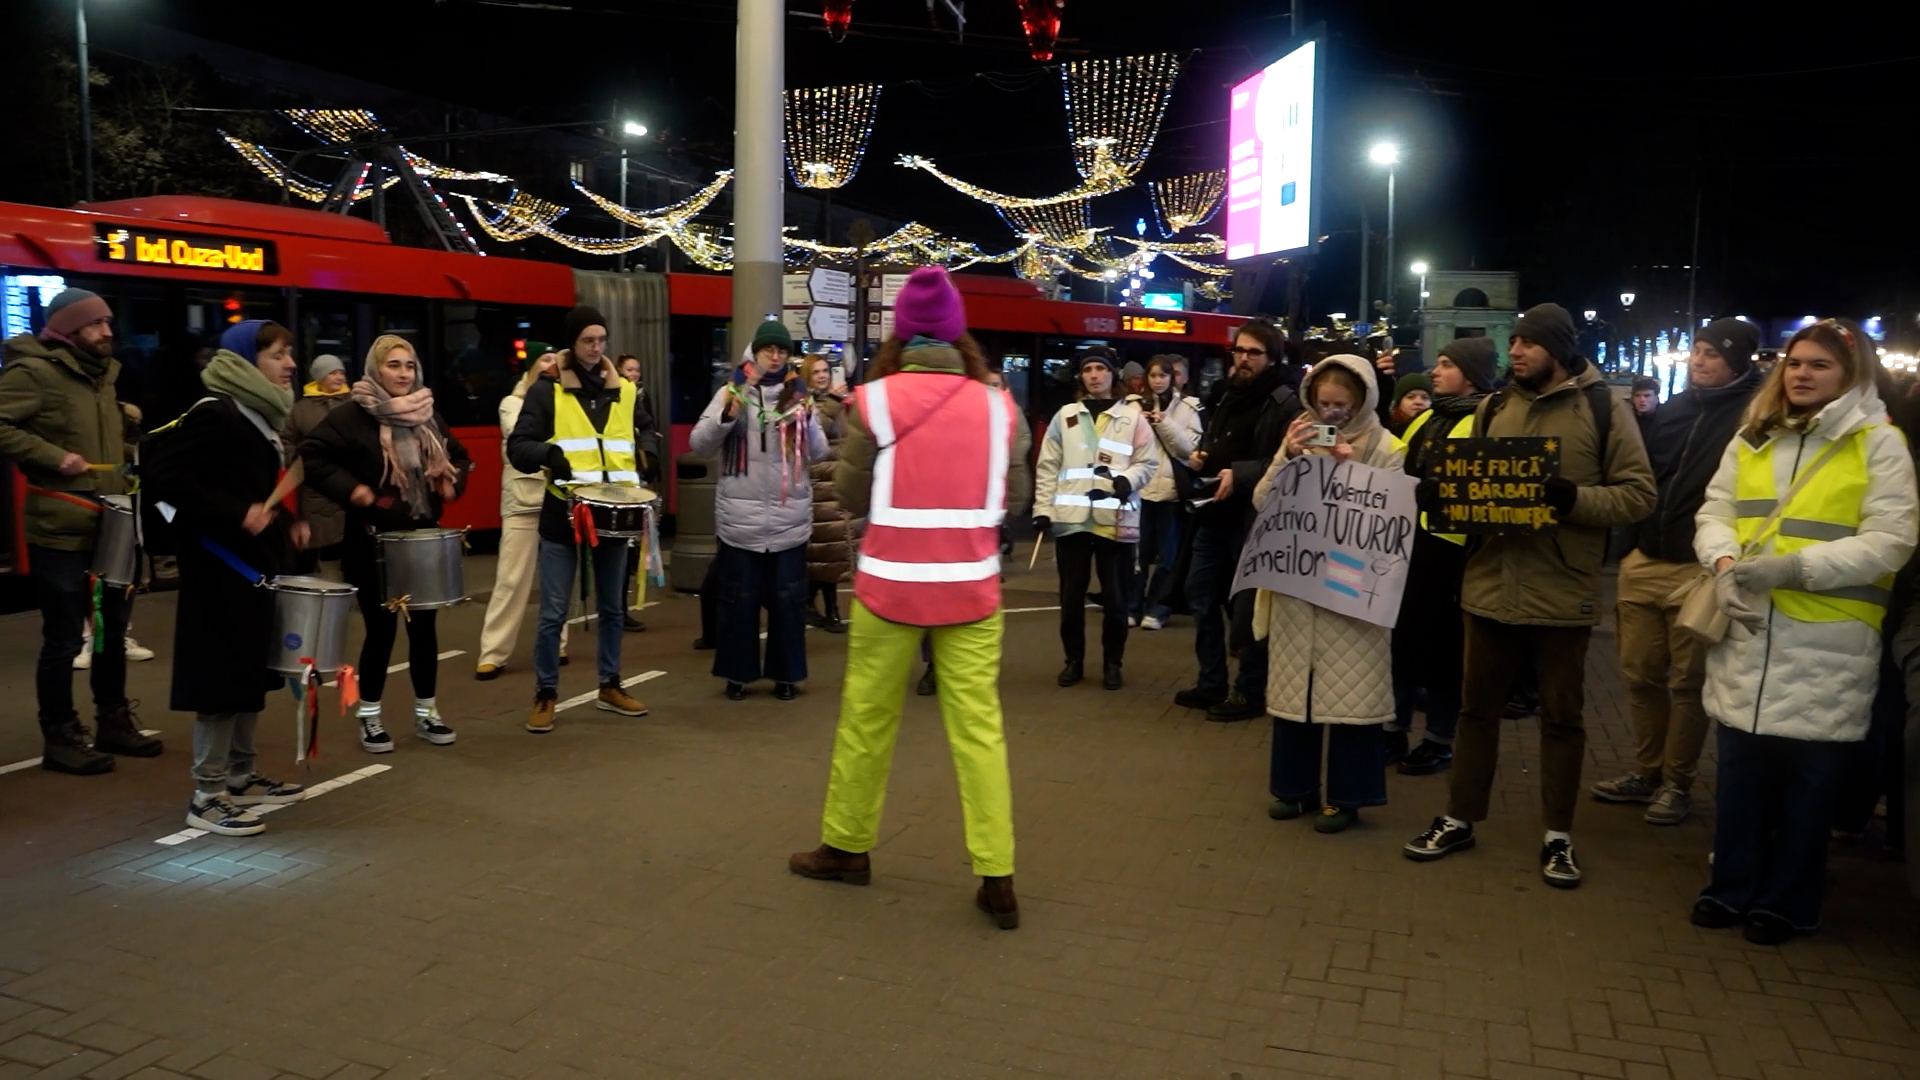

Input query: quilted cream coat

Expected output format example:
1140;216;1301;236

1253;354;1406;725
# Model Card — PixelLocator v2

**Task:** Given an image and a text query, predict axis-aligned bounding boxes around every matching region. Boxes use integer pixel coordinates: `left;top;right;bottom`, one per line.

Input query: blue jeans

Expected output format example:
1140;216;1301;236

1271;718;1388;809
712;541;809;684
1130;499;1184;622
535;538;629;691
1701;724;1848;931
1185;520;1266;698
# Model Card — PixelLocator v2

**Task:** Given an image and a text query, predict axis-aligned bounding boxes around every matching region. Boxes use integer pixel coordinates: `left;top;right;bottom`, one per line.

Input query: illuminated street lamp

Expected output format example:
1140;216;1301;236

1410;260;1429;320
616;116;650;271
1621;292;1638;372
622;120;649;138
1370;142;1400;319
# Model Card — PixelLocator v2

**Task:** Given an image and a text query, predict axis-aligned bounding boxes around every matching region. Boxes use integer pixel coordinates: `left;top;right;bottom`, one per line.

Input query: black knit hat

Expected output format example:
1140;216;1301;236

1436;336;1499;393
1511;303;1581;370
1075;344;1119;376
1698;317;1760;375
561;305;608;352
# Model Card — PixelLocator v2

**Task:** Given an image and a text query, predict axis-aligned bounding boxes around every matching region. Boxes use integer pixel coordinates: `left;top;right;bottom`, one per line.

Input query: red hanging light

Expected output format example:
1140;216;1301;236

822;0;854;42
1014;0;1064;62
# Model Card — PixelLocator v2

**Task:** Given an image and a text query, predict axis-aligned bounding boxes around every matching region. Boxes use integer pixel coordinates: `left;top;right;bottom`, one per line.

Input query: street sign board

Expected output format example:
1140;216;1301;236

808;267;853;306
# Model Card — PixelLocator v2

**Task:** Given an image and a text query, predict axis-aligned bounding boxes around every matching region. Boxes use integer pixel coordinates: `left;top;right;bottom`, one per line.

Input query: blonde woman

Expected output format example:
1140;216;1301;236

1692;318;1918;944
476;345;567;679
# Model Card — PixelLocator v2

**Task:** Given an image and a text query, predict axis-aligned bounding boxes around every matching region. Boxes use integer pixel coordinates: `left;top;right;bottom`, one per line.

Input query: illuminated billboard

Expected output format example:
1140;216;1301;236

1225;39;1320;261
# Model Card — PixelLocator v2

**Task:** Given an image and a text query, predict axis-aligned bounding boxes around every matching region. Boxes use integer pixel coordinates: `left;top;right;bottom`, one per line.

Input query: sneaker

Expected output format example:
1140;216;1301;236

1314;806;1360;834
1127;614;1140;628
916;666;937;697
1691;898;1743;929
1140;614;1165;631
1541;837;1583;888
623;613;647;633
1206;692;1265;723
414;705;456;746
1173;686;1227;711
1590;772;1661;804
597;682;648;716
691;637;714;651
72;647;92;670
123;636;155;661
227;773;306;806
1644;785;1692;826
357;705;393;754
187;793;265;837
527;689;557;734
1743;911;1799;946
1503;692;1538;719
475;663;503;681
1398;740;1453;776
1268;796;1320;820
1404;817;1476;861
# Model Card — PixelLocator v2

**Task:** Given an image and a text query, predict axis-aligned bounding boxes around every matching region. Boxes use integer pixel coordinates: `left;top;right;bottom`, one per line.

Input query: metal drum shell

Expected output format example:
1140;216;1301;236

379;529;469;610
90;494;139;587
571;484;656;540
269;576;358;675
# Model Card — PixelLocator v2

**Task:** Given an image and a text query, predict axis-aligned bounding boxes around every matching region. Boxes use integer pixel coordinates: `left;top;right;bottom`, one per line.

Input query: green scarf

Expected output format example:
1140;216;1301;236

201;349;293;430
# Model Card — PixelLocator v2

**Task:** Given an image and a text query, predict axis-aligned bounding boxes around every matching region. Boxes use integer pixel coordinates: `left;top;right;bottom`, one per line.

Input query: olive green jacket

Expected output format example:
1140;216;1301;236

0;334;129;551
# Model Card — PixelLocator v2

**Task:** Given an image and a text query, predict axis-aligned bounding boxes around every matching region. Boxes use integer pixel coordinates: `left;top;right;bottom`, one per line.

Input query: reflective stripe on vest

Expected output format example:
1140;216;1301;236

546;378;639;499
1047;402;1140;524
1401;409;1473;546
1732;425;1890;629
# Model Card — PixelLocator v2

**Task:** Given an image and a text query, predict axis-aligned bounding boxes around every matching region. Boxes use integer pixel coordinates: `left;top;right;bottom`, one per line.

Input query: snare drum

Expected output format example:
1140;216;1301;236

379;528;468;609
570;484;657;540
268;576;357;675
90;495;139;587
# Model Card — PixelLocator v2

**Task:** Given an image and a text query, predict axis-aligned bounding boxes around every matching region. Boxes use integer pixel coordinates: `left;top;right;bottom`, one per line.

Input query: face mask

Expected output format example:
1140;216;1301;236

1318;402;1351;426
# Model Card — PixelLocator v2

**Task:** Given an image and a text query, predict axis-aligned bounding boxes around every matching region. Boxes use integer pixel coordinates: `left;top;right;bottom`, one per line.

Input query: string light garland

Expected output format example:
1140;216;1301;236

1062;53;1181;180
572;171;735;229
897;138;1131;209
404;151;514;183
998;199;1097;248
222;134;397;203
1115;234;1225;256
1149;170;1226;235
282;108;383;145
785;84;881;189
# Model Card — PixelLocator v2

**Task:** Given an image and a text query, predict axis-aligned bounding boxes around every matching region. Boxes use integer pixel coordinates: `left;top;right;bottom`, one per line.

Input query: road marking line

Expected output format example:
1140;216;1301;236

566;600;659;627
554;670;665;713
154;763;393;846
2;730;165;777
325;650;465;688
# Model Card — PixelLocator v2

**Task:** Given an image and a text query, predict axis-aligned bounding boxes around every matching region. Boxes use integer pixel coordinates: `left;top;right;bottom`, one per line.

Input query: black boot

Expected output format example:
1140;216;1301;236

94;703;164;758
1384;729;1410;766
1057;659;1084;687
1102;661;1123;690
41;719;114;775
916;663;937;697
821;591;846;634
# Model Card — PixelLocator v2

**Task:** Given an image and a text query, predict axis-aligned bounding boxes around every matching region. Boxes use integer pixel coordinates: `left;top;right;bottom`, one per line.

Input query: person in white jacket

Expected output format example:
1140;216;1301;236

475;347;567;679
1253;353;1405;833
1132;355;1205;630
1692;317;1919;945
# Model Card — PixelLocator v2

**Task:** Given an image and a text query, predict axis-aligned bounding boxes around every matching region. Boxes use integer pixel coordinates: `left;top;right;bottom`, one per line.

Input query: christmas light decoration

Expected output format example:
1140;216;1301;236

404;151;513;183
1115;234;1225;256
822;0;854;41
1149;170;1226;235
1015;0;1065;62
998;199;1097;247
785;84;881;190
282;108;383;145
222;134;397;203
572;171;733;229
897;137;1131;209
1062;53;1181;180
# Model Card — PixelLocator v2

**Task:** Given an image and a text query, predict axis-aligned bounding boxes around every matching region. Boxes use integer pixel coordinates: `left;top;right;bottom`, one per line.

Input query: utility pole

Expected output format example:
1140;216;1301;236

615;103;628;273
77;0;93;202
1356;203;1368;328
1383;167;1396;325
732;0;785;361
1685;186;1701;341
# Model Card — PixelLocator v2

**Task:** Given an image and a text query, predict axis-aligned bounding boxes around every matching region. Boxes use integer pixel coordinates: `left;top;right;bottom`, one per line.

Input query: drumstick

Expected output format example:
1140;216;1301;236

1027;531;1045;570
266;459;305;507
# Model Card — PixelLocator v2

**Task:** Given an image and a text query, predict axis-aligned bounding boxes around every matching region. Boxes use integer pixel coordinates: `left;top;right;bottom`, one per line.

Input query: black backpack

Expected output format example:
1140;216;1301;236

132;396;217;556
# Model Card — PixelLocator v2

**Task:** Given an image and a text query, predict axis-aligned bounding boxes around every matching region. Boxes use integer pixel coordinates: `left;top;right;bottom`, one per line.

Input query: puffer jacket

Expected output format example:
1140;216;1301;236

807;393;859;583
1253;353;1405;724
1460;363;1657;626
1695;382;1919;742
689;372;830;553
0;334;128;551
498;376;551;518
1633;366;1762;563
1141;391;1204;502
283;382;353;549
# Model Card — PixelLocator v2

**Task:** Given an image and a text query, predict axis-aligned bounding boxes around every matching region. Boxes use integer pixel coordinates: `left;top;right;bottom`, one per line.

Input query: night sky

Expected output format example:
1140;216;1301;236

52;0;1920;336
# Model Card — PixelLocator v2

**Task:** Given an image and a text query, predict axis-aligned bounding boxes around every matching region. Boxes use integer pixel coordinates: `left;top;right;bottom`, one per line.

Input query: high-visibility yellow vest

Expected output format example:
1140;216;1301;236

1733;425;1891;629
545;378;640;498
1398;408;1474;546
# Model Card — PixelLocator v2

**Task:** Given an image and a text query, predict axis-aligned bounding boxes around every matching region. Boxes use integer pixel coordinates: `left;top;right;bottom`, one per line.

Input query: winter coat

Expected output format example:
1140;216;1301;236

283;383;353;551
1253;353;1404;724
0;334;128;551
1033;397;1160;543
505;352;655;545
1140;391;1205;502
689;375;830;553
1190;363;1304;531
1695;382;1919;743
1632;367;1762;564
1460;364;1657;626
141;394;295;715
808;393;859;584
297;401;471;594
498;376;555;519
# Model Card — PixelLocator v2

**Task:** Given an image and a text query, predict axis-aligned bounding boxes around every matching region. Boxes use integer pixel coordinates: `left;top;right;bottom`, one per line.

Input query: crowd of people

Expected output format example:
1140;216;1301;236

3;277;1917;939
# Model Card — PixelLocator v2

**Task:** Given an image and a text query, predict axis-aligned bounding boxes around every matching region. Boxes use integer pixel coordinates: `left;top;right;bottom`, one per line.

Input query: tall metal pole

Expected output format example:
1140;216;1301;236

1356;203;1368;328
1383;168;1396;323
1685;186;1701;340
731;0;785;362
617;146;629;273
77;0;93;203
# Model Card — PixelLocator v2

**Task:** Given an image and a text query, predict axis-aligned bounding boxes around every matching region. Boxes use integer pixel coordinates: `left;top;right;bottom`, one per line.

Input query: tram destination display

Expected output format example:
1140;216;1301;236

95;224;278;275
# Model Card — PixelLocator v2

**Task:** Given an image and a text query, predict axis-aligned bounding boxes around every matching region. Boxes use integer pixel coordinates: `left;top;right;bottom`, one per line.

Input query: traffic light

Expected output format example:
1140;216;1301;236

514;338;527;362
223;296;242;324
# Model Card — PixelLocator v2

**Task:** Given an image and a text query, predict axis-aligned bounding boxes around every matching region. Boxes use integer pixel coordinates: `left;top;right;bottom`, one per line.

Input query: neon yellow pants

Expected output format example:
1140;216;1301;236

821;599;1015;877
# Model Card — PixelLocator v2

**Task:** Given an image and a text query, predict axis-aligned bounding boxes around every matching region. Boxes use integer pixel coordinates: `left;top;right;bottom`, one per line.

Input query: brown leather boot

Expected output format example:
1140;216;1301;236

976;875;1019;930
93;704;163;758
788;844;871;885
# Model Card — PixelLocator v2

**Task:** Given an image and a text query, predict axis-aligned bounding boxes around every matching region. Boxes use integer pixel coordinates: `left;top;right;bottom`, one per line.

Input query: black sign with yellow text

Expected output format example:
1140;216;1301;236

94;224;277;275
1121;313;1190;335
1428;437;1561;534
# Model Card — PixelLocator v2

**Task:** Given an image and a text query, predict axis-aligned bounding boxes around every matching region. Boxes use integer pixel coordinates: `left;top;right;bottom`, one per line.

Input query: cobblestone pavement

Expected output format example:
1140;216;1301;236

1;558;1916;1079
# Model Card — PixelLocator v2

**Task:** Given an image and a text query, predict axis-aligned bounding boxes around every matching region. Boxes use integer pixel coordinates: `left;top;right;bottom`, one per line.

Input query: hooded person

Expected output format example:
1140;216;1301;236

283;354;353;565
476;342;568;678
507;306;653;732
789;265;1032;930
1251;354;1405;832
0;288;162;774
1389;372;1433;434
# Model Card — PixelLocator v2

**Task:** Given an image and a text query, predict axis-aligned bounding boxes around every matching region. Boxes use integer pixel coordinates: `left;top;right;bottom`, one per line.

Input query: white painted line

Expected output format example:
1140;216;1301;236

566;601;659;627
325;650;465;688
154;763;393;846
553;670;665;713
2;729;166;777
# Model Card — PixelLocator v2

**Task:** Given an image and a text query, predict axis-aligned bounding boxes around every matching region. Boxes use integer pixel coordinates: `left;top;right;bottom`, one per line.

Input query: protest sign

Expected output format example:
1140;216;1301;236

1427;437;1561;534
1231;454;1418;628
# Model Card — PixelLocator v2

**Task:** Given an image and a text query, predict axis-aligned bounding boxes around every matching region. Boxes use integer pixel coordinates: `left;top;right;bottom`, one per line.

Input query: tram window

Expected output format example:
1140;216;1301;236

668;315;728;424
1000;353;1031;412
433;301;564;428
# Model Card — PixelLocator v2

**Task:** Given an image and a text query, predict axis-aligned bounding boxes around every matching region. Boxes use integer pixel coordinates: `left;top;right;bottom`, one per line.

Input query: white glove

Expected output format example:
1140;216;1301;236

1715;567;1766;632
1731;553;1803;594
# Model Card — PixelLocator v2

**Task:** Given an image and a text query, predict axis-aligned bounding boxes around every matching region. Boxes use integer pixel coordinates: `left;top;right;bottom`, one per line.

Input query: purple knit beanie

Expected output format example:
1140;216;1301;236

892;267;967;343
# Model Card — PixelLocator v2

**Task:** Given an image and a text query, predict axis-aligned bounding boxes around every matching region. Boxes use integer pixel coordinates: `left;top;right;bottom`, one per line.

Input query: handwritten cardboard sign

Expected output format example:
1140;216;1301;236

1231;454;1418;628
1428;437;1561;534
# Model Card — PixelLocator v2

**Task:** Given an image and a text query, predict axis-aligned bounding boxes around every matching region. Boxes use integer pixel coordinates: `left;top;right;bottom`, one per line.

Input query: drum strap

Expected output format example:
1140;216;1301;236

198;536;266;586
27;486;103;513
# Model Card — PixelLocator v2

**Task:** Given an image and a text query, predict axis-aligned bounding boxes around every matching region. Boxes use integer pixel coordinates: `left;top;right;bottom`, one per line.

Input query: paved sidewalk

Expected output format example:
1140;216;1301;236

1;561;1916;1079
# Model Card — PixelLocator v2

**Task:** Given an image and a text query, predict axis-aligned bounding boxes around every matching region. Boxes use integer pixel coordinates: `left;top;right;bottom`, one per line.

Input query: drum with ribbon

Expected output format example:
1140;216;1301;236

378;528;468;611
569;484;657;540
268;575;357;675
89;494;139;587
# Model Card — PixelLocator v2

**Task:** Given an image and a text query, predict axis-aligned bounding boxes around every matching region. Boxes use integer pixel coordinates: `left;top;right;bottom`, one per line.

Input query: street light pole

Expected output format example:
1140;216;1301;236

77;0;93;203
732;0;785;362
617;143;628;273
1384;166;1396;320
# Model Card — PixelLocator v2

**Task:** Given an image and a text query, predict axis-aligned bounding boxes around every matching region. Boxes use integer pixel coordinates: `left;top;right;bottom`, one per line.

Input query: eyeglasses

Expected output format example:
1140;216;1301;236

1230;346;1267;358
